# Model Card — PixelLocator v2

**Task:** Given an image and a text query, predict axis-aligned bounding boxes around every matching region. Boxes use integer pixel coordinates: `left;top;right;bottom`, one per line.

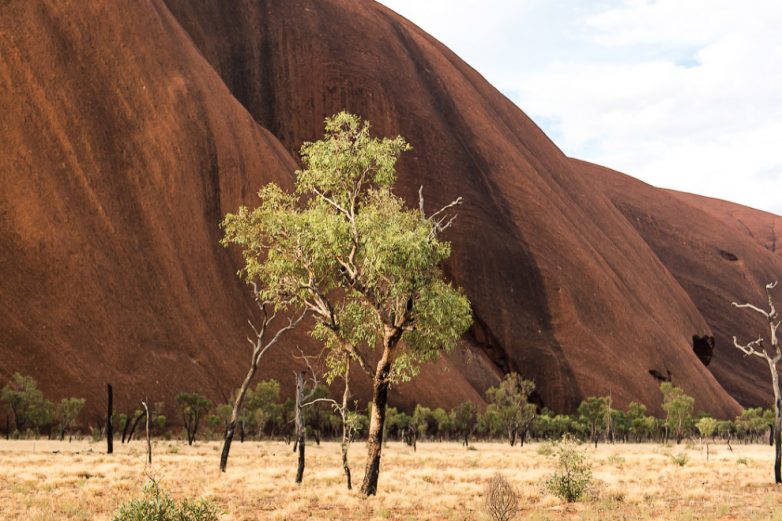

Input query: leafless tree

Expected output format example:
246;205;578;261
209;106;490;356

732;281;782;483
292;349;355;489
141;399;151;465
219;285;305;472
484;473;519;521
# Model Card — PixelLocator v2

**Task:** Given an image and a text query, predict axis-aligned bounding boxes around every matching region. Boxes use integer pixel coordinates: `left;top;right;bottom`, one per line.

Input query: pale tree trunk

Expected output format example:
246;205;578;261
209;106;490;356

340;366;352;490
142;400;151;465
770;360;781;484
732;281;782;484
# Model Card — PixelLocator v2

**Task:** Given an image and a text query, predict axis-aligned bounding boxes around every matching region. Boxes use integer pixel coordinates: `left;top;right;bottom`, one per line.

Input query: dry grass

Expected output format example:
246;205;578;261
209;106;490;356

2;438;782;520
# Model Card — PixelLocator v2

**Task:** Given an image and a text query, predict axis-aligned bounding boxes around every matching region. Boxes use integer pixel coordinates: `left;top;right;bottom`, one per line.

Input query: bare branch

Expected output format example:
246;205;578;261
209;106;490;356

731;301;770;318
301;397;339;408
732;336;768;359
428;196;463;222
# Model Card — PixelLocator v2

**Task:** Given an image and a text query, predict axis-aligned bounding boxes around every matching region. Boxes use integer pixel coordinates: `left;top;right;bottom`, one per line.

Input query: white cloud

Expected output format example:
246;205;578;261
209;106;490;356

378;0;782;213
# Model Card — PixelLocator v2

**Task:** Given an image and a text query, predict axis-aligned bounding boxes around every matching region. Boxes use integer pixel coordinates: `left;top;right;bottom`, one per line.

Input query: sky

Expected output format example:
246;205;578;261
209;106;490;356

377;0;782;214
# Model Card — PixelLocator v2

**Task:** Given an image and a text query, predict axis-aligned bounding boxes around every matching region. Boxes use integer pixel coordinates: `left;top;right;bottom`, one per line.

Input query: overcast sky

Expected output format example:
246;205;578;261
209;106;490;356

377;0;782;214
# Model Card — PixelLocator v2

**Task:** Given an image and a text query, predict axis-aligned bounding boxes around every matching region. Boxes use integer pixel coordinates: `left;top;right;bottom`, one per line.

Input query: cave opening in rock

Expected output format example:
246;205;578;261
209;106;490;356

692;334;714;366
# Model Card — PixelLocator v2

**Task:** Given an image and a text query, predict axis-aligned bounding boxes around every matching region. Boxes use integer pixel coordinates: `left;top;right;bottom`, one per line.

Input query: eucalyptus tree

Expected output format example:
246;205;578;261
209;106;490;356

221;112;472;496
578;396;609;448
732;281;782;482
660;382;694;444
485;373;537;447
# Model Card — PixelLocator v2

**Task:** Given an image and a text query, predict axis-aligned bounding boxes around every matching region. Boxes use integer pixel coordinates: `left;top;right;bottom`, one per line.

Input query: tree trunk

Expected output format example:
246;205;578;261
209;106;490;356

127;412;146;443
771;364;782;484
142;400;151;465
121;416;131;444
360;376;389;495
339;364;353;490
5;415;9;440
295;371;306;484
341;437;352;490
106;384;113;455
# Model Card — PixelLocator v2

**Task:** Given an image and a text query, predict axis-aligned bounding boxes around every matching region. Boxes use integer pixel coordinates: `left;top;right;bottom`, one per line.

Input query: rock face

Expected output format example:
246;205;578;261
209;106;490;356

0;0;764;418
582;159;782;407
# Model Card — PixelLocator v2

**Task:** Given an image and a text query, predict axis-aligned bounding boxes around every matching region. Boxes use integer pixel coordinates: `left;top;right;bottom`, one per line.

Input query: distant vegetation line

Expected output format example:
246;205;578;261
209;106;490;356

1;371;773;447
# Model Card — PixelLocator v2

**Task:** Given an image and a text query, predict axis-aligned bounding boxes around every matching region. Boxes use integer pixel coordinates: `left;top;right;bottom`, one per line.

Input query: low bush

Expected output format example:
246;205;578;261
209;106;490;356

670;453;689;467
544;435;592;502
484;473;520;521
113;477;220;521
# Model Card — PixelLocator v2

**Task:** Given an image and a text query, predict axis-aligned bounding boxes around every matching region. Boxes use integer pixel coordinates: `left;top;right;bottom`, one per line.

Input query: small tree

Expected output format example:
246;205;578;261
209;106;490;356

545;435;593;502
217;282;303;471
627;401;650;442
485;373;536;447
1;373;48;434
696;416;718;460
56;397;85;441
660;382;694;444
732;281;782;483
451;401;478;446
578;396;608;448
222;112;472;495
175;393;211;445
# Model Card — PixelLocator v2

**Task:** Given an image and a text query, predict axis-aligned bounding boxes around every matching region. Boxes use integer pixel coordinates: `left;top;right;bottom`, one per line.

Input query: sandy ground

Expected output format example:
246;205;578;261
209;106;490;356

2;438;782;520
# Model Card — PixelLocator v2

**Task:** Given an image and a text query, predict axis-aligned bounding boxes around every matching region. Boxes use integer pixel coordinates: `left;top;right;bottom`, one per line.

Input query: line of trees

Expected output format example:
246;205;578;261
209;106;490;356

1;373;84;440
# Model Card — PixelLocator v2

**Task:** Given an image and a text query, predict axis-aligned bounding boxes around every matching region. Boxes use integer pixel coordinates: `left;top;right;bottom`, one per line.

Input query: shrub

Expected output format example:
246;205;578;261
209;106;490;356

670;453;689;467
545;435;592;502
737;457;749;466
484;473;520;521
113;478;220;521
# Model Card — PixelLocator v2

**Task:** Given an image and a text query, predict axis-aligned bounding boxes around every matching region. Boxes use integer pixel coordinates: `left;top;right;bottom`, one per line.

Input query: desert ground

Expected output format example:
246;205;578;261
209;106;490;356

2;438;782;520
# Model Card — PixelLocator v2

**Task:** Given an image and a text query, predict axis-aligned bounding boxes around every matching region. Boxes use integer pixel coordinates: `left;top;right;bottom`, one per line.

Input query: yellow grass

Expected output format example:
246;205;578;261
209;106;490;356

2;438;782;520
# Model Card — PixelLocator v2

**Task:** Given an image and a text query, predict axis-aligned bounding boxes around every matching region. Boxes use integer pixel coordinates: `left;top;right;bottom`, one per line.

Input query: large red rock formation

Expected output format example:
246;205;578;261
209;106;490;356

0;0;760;418
582;160;781;407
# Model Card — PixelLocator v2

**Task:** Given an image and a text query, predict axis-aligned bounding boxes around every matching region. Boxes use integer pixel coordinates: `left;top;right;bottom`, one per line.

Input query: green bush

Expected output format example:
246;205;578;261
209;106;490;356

544;435;592;502
670;453;689;467
113;478;219;521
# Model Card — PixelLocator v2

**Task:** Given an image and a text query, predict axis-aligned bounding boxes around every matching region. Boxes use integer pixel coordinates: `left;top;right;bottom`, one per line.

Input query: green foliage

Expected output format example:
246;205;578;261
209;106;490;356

412;405;434;439
485;373;537;445
670;453;689;466
544;435;593;502
221;112;472;386
384;407;411;440
1;373;55;434
696;417;718;439
113;478;220;521
175;393;212;444
660;383;694;442
578;396;609;444
450;401;478;443
735;407;769;441
56;397;85;438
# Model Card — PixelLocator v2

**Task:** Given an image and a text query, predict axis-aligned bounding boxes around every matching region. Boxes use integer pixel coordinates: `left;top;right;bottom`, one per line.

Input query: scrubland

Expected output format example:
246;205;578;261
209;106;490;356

2;439;782;520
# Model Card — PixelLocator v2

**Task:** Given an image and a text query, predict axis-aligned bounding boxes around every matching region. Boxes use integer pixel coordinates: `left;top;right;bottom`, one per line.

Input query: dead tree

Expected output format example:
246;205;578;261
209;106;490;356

126;410;146;442
141;399;151;465
106;383;113;454
292;349;353;487
732;281;782;484
219;285;304;472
